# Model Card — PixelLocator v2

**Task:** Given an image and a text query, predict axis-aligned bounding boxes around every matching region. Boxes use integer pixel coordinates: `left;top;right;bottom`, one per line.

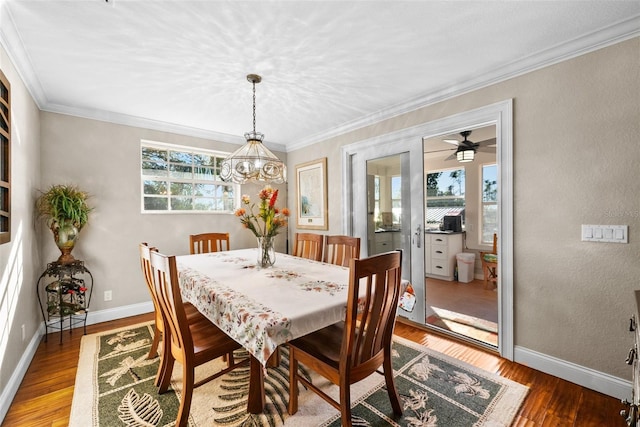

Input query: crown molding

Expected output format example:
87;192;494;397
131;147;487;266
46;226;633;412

40;102;287;153
0;3;48;107
287;14;640;152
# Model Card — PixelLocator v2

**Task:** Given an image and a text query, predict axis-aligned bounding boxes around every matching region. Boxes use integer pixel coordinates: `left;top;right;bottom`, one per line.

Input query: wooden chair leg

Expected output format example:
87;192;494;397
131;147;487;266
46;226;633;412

155;332;170;387
148;325;161;359
176;364;194;427
339;382;353;427
288;351;299;415
383;354;403;415
158;354;174;393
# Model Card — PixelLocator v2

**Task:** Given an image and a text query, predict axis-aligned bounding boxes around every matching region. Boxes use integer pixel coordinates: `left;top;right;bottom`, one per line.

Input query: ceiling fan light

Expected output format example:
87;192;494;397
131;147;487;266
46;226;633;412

456;148;475;162
220;74;287;184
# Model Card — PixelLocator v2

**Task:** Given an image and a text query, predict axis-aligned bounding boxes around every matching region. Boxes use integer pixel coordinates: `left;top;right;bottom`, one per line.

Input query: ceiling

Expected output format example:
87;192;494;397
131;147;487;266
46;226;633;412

1;1;638;152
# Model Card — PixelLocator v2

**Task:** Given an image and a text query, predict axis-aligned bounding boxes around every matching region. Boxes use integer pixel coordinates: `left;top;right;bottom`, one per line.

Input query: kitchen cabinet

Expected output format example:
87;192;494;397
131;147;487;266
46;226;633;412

425;232;463;281
373;231;401;255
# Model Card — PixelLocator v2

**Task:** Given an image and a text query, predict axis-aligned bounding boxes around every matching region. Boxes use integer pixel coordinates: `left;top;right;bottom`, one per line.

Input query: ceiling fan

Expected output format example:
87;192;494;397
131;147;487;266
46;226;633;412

443;130;495;162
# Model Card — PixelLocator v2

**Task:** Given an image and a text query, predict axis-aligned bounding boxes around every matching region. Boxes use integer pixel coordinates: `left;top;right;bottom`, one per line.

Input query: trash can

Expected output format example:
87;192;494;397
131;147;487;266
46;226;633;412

456;253;476;283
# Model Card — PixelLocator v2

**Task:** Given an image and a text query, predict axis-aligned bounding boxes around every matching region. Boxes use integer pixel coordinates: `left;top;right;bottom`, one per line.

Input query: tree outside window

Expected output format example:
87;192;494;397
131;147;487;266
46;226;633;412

482;164;498;243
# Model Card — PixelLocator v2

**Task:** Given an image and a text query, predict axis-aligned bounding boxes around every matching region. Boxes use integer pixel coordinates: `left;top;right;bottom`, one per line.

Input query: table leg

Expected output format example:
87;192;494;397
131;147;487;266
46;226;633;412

247;355;265;414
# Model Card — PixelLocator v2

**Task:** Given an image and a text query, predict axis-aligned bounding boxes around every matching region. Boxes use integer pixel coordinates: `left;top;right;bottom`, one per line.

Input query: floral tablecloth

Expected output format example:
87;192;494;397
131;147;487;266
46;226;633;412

176;249;352;366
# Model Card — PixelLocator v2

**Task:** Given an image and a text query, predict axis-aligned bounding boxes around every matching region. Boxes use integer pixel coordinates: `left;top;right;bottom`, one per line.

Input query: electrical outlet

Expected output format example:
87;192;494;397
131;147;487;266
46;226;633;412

21;324;25;342
104;290;113;301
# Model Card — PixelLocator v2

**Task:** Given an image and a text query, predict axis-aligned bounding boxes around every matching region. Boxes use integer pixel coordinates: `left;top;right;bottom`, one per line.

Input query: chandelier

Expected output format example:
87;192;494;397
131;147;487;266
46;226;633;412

220;74;287;184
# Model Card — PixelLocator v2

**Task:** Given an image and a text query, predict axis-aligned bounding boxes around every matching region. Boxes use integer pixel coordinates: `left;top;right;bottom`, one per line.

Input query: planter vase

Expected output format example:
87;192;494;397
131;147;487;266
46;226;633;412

257;236;276;268
51;221;79;265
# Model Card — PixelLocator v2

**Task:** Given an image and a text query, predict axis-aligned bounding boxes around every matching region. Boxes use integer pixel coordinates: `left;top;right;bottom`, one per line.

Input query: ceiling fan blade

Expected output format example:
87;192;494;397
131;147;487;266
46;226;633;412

444;152;457;161
478;145;496;153
476;137;496;147
442;139;459;146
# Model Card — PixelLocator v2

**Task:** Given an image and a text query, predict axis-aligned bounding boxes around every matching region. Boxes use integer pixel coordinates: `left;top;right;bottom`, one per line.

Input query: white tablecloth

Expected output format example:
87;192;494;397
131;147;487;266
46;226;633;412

176;248;351;366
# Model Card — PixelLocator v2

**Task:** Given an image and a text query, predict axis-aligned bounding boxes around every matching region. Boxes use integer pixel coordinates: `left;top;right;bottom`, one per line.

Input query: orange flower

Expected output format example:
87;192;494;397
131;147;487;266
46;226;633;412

281;208;290;217
235;208;246;216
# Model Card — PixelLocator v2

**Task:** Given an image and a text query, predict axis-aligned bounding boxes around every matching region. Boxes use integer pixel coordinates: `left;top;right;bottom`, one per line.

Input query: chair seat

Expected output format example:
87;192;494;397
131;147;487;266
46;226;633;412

483;253;497;263
190;321;240;360
288;322;344;367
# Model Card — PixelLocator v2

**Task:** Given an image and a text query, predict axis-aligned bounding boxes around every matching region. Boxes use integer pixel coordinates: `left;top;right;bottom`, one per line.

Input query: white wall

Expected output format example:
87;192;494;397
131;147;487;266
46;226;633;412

39;113;288;313
286;38;640;383
0;43;42;418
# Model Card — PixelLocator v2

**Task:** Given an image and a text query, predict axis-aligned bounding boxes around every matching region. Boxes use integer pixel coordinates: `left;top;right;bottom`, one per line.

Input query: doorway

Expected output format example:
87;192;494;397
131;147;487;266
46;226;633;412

343;99;513;359
423;125;499;348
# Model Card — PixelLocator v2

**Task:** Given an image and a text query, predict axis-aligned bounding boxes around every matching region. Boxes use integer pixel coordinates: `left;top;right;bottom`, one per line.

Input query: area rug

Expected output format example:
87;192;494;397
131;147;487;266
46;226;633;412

70;321;527;426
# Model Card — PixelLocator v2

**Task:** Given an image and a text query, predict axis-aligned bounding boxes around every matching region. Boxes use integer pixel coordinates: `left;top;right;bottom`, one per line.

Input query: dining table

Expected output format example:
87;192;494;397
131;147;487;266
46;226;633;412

175;248;354;413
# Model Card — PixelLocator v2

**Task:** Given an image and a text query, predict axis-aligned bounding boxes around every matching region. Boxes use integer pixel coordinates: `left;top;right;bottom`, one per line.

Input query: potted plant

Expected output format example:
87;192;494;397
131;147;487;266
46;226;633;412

36;184;92;265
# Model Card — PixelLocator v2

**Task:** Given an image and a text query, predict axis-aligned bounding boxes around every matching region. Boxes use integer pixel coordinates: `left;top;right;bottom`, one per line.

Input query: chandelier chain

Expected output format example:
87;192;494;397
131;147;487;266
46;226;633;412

252;79;256;133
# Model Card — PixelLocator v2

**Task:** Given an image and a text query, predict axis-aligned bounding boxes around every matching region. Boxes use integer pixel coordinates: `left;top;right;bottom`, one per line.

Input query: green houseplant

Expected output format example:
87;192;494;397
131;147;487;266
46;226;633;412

36;184;92;264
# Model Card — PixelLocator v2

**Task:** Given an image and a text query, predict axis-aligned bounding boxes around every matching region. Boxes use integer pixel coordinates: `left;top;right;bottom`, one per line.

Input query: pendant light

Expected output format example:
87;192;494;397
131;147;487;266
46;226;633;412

220;74;287;184
455;130;475;163
456;147;475;162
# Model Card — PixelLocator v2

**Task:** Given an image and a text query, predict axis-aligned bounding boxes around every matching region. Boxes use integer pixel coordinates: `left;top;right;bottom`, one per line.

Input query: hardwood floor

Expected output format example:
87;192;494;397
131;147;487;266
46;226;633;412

426;277;499;346
2;313;628;426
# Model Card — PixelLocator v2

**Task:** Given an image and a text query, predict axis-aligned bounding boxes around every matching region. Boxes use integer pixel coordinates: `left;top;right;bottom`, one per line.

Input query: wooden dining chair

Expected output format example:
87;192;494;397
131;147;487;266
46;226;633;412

287;250;404;426
139;243;205;386
480;233;498;289
292;232;324;261
189;232;230;254
149;250;248;427
323;235;361;267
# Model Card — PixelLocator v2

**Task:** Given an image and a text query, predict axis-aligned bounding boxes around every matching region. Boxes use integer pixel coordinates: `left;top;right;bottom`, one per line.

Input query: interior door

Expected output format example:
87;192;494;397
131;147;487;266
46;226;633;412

346;137;425;324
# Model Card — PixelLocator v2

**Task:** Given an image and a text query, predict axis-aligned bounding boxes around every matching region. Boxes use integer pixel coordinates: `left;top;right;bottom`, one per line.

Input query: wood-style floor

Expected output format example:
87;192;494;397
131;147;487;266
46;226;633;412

2;313;628;426
426;277;499;346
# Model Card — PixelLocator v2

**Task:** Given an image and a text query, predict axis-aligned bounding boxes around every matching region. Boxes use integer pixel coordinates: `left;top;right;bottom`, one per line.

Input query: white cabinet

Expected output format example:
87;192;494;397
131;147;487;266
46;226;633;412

425;233;463;281
373;231;401;254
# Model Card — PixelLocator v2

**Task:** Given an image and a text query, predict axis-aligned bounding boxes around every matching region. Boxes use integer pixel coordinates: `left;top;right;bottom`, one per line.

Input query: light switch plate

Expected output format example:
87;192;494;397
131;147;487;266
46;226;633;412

582;225;628;243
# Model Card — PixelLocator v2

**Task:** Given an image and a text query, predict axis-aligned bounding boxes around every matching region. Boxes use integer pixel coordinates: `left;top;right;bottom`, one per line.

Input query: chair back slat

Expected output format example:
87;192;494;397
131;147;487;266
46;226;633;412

139;243;164;330
189;232;230;254
293;232;324;261
343;251;402;372
149;251;192;356
324;235;361;267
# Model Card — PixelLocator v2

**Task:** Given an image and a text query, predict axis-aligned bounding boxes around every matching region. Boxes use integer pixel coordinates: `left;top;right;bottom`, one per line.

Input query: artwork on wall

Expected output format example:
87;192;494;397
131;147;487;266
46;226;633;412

295;157;328;230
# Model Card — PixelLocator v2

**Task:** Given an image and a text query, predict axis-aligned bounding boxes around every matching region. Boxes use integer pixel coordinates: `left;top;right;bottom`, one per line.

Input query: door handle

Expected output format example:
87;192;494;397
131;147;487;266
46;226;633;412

413;225;422;248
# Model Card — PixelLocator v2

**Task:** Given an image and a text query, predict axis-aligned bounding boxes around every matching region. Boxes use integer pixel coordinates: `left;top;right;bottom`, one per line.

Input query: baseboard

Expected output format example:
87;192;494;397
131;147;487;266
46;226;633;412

514;345;631;400
0;323;43;423
85;301;153;326
0;301;153;425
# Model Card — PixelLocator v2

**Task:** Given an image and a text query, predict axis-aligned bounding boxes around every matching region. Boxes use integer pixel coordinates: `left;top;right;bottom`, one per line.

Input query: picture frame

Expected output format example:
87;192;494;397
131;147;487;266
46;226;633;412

295;157;328;230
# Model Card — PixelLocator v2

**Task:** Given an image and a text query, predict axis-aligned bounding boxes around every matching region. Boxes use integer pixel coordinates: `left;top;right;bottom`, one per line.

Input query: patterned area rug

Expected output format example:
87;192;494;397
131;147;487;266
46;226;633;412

70;322;527;426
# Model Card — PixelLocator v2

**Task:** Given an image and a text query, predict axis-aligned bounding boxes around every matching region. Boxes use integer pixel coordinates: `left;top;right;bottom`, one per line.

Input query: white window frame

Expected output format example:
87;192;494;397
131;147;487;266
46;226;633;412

140;140;240;214
481;163;498;244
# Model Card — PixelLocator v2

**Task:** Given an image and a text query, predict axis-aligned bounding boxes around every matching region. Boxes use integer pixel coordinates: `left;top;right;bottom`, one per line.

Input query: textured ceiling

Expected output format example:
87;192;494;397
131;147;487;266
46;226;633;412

1;1;638;151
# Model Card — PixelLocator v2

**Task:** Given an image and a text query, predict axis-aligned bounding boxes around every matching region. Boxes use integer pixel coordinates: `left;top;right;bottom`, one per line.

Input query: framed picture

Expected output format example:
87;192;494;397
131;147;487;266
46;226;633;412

296;157;328;230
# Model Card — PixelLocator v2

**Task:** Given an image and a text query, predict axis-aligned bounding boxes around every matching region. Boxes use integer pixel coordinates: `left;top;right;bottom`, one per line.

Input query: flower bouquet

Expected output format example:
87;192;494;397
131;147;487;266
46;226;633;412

235;186;290;267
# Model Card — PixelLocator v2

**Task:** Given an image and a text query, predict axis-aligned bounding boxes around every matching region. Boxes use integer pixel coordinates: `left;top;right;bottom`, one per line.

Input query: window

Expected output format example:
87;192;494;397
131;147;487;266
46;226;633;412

141;141;238;213
425;167;465;228
371;175;402;227
0;70;10;244
482;164;498;244
391;175;401;224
